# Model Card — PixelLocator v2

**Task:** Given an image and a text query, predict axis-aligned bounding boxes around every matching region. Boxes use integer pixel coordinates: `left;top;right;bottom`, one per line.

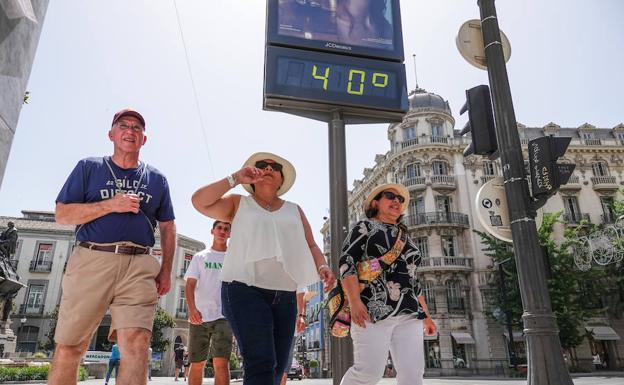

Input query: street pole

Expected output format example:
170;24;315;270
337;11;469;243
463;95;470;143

477;1;573;384
497;260;517;370
328;110;353;384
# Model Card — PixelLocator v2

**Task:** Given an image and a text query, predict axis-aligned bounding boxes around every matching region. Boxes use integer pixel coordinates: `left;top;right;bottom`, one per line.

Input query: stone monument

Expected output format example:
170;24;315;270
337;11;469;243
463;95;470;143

0;222;25;356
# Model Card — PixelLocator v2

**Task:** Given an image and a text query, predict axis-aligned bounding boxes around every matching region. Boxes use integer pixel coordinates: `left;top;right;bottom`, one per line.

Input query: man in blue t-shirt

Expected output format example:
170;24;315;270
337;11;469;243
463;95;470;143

48;108;176;385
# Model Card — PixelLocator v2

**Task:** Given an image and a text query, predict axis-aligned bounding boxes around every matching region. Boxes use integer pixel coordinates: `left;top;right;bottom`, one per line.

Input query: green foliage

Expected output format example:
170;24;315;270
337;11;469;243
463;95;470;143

23;91;30;104
229;351;240;370
151;307;176;352
38;306;59;352
309;359;319;368
32;351;48;359
0;365;88;381
478;210;622;351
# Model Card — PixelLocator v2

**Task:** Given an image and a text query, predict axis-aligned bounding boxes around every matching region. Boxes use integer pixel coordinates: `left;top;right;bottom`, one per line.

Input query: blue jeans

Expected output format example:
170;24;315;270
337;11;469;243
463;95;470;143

222;281;296;385
105;358;119;383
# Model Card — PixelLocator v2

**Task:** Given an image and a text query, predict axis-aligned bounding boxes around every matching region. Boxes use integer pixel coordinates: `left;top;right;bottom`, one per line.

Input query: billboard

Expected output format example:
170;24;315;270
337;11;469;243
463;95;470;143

267;0;404;62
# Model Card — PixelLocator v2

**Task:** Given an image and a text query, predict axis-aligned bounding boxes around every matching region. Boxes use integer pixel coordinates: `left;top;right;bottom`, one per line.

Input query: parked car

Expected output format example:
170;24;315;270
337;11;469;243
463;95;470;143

288;364;303;380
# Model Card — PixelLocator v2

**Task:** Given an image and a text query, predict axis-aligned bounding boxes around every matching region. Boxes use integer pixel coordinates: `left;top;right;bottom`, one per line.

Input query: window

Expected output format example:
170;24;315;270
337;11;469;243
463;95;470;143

17;325;39;353
592;162;609;177
601;196;615;222
25;284;45;314
183;253;193;274
431;124;443;137
177;287;187;316
617;132;624;143
404;126;416;140
441;236;456;257
432;161;448;175
409;197;425;215
423;281;436;312
405;163;421;178
34;243;53;265
482;161;496;176
415;237;429;258
436;196;452;213
446;280;463;311
563;196;580;218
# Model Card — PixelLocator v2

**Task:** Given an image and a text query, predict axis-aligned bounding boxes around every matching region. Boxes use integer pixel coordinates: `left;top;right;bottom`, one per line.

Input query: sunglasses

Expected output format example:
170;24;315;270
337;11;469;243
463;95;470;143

380;191;405;203
255;160;283;172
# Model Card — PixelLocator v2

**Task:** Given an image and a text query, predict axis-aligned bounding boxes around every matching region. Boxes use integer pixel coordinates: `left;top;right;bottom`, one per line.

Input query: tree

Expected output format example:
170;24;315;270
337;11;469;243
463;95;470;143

151;307;176;352
38;306;59;353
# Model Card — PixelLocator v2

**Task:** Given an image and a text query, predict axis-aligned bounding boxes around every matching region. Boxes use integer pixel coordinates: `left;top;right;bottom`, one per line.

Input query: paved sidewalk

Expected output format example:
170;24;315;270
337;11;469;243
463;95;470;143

19;374;623;385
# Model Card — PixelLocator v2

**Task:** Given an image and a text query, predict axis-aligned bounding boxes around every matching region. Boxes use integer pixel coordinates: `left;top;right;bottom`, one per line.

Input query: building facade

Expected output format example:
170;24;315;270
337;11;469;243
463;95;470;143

1;210;205;376
319;88;624;375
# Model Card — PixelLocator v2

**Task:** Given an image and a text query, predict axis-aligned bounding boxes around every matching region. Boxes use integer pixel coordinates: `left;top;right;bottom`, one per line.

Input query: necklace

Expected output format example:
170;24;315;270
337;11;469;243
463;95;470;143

253;194;278;211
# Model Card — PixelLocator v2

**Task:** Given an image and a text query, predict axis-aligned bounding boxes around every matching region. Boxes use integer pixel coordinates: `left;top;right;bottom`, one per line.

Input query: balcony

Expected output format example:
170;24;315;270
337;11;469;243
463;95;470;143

591;176;619;192
582;139;602;146
29;260;52;273
480;175;497;184
560;175;582;191
405;212;470;228
19;304;44;315
562;212;591;225
178;268;187;278
430;175;456;191
448;299;467;315
404;176;426;191
175;308;188;319
398;136;468;151
419;256;473;272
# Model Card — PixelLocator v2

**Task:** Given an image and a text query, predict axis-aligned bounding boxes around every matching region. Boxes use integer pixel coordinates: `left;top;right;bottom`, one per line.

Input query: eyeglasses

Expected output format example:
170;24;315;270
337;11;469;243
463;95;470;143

255;160;283;172
380;191;405;203
117;122;144;133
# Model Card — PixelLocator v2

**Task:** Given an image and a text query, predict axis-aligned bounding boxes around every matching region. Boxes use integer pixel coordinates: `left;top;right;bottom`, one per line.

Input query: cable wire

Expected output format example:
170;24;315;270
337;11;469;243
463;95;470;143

172;0;215;178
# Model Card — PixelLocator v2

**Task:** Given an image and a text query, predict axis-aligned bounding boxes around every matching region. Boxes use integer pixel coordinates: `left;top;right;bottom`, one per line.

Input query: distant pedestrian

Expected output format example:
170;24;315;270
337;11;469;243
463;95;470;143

105;344;120;385
174;344;186;381
147;347;152;380
184;220;233;385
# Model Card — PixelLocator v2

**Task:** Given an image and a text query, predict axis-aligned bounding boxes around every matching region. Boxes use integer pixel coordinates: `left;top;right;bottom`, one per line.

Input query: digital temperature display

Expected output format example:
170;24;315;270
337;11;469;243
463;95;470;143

264;46;407;114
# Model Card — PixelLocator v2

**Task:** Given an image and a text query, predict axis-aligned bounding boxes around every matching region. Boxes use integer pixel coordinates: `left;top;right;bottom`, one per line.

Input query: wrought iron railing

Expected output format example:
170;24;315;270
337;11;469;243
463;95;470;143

405;212;469;227
591;176;617;185
562;213;591;224
29;260;52;273
19;304;44;315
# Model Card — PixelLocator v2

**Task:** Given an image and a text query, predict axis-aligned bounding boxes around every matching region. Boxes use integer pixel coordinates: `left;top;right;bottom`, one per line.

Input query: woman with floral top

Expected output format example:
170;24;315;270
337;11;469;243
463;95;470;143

339;182;437;385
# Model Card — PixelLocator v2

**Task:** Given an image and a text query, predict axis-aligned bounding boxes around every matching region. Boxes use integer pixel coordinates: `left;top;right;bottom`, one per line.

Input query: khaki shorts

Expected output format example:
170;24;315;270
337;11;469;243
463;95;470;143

188;319;233;362
54;244;161;345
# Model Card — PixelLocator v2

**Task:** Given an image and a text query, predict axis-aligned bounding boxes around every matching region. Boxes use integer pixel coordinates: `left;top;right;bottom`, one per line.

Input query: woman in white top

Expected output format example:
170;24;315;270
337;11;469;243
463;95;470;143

191;152;335;385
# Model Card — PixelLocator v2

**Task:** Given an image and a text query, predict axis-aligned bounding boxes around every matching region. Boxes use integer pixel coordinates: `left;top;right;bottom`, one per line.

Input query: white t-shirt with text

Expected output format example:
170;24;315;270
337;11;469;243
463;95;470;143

184;248;226;323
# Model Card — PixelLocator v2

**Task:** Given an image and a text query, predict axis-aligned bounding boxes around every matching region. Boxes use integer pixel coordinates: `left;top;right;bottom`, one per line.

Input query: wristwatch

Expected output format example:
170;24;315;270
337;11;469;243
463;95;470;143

226;174;237;188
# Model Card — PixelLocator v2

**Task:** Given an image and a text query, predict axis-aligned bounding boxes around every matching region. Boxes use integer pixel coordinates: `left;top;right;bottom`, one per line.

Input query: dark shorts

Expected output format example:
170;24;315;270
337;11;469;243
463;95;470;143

188;318;233;362
175;358;184;369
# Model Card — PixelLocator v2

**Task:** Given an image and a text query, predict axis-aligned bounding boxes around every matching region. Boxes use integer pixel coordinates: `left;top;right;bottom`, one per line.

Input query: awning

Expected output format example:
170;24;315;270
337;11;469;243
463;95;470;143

503;331;525;341
451;332;476;344
585;326;621;341
424;332;439;341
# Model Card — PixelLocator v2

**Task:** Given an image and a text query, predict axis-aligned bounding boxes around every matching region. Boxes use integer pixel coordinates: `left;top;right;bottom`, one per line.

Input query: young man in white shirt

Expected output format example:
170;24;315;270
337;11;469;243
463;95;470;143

185;221;232;385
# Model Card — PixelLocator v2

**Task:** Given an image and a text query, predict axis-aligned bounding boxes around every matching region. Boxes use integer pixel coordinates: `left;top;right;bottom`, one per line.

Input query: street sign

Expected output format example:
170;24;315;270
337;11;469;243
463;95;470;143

456;19;511;70
476;177;543;243
528;136;575;198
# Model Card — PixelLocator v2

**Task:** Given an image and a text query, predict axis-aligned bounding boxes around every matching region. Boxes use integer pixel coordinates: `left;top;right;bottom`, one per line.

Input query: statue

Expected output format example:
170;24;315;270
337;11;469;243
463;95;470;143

0;221;18;260
0;222;24;327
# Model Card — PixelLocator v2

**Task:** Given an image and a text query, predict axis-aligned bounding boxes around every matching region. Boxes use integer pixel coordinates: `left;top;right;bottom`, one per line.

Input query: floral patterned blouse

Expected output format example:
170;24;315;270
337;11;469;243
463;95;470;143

339;219;427;323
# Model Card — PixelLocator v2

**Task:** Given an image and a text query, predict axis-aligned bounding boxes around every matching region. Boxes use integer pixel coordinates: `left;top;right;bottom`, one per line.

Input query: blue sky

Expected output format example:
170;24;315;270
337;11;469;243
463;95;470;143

1;0;622;245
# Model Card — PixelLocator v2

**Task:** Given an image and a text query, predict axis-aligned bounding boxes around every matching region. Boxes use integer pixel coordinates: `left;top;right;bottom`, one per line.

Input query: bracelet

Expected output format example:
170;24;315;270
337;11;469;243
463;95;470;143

317;264;330;273
226;174;237;188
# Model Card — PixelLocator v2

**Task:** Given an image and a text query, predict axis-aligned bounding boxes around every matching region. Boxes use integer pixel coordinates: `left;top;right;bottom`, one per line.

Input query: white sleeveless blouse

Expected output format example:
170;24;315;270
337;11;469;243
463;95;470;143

220;196;319;291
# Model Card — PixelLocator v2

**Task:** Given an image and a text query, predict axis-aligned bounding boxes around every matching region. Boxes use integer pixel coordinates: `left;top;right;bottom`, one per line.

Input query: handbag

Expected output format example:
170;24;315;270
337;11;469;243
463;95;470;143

326;225;407;338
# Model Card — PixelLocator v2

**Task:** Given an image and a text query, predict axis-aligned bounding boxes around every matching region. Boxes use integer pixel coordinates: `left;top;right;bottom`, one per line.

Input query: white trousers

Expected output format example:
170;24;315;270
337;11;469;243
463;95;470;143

340;314;425;385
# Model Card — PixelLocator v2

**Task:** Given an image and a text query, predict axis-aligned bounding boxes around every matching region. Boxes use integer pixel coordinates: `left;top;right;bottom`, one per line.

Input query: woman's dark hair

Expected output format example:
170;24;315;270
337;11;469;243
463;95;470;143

337;0;392;39
365;191;404;223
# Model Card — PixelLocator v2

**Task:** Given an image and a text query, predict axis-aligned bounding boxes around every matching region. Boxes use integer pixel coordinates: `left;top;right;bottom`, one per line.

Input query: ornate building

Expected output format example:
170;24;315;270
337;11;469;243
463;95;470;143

318;88;624;375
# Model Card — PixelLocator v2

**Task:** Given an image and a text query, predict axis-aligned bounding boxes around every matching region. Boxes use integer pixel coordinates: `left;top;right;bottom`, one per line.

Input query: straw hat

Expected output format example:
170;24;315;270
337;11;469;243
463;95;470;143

241;152;296;196
363;183;410;213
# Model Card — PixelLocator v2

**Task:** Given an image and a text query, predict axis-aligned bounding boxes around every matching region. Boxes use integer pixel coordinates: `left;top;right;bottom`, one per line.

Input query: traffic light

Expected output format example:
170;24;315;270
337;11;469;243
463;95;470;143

459;85;497;158
528;136;575;198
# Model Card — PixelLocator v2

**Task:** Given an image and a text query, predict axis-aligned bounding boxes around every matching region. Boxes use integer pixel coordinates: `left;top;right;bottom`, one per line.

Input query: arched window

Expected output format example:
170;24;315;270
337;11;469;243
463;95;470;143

432;161;449;176
592;161;609;177
405;163;421;178
446;280;463;312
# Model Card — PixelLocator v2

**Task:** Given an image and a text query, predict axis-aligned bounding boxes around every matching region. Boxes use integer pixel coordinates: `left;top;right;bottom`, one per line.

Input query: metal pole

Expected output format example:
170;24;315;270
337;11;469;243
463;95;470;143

328;110;352;384
477;1;573;384
498;262;517;370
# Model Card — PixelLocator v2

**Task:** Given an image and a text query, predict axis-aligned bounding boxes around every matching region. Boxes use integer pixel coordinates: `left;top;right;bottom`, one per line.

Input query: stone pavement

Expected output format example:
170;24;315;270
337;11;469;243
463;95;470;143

20;374;623;385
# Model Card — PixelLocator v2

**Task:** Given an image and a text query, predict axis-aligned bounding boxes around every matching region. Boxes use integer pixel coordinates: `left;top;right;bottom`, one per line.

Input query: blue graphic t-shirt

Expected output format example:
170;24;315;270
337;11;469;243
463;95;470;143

56;157;175;247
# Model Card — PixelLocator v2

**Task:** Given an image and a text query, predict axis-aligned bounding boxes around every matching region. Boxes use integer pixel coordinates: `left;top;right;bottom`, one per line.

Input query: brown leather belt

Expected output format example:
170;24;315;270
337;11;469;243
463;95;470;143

78;242;150;255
